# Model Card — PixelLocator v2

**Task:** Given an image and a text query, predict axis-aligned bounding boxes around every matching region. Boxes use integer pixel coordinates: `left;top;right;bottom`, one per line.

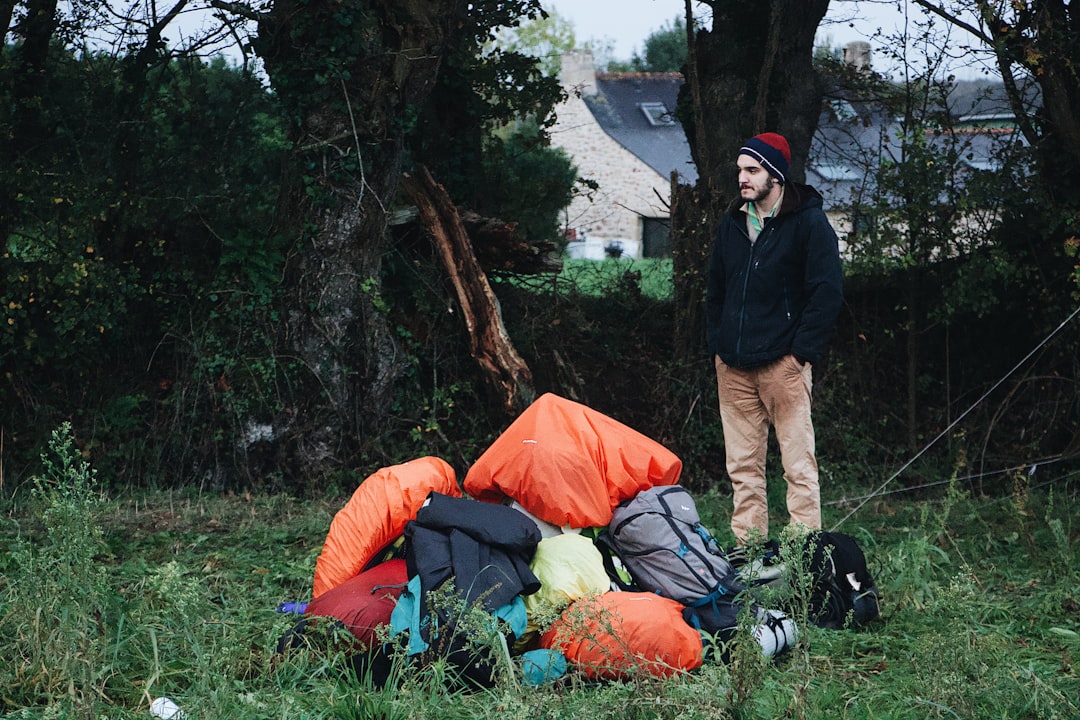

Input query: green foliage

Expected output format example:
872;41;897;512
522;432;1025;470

603;16;688;73
1;237;130;366
631;16;688;73
1066;233;1080;295
555;257;674;300
478;118;577;243
0;44;290;485
405;581;520;687
837;71;1032;306
826;61;1074;457
491;9;578;77
413;11;568;226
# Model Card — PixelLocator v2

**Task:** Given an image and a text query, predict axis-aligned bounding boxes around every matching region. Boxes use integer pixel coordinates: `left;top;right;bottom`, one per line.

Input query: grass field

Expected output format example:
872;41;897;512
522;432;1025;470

1;426;1077;719
559;258;674;300
498;257;675;301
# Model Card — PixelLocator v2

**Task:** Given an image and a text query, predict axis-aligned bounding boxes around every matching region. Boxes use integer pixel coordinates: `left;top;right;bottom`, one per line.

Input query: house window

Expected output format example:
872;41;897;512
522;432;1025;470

640;102;675;127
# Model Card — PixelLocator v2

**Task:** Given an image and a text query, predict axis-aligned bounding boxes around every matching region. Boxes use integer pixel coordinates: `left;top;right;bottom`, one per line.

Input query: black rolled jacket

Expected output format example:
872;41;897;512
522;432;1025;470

402;492;541;687
405;492;541;613
706;182;843;369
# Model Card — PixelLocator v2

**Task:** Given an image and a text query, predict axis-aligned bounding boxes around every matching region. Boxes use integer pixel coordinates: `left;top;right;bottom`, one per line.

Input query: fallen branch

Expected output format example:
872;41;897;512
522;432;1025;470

401;166;534;413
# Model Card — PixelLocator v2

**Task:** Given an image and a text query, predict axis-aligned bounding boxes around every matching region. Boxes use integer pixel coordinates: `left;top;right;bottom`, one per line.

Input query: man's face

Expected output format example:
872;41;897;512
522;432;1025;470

737;155;776;203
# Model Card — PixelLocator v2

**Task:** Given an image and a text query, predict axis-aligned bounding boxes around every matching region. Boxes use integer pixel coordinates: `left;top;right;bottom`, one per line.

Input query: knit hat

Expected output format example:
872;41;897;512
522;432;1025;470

740;132;791;185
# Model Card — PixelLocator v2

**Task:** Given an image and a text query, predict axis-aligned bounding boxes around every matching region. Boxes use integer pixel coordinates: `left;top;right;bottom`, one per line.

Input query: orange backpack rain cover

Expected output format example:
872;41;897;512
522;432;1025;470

540;592;703;680
463;393;681;528
312;456;460;598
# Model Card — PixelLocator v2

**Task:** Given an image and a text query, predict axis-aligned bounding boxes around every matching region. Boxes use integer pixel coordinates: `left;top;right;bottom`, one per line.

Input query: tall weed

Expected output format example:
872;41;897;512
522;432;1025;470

0;423;110;718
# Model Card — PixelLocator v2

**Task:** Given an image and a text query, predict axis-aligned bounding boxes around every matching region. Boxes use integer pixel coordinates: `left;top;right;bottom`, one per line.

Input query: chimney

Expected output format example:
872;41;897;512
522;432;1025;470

560;50;598;97
843;41;872;73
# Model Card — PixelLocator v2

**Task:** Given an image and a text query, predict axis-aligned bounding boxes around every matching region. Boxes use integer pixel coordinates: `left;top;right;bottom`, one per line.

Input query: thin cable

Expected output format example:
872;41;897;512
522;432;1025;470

827;464;1080;506
824;454;1077;506
831;303;1080;530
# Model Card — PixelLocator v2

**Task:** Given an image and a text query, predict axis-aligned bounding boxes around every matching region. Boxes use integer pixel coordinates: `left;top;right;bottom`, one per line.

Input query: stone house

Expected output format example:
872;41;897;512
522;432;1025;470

550;51;696;260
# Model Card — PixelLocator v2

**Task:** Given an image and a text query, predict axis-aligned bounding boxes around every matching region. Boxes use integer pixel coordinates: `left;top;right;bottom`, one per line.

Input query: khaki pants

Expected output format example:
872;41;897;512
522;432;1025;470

715;354;821;542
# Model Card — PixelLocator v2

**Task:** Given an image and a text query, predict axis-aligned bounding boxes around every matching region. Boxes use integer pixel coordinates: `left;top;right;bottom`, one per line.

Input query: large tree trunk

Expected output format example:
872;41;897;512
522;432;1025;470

685;0;829;185
671;3;716;360
671;175;711;358
1009;1;1080;209
254;0;454;472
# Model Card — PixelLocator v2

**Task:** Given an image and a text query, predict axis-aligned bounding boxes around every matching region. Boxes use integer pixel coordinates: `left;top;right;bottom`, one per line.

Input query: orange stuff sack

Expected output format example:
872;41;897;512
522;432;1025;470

313;457;459;598
463;393;681;528
305;559;408;647
539;592;703;679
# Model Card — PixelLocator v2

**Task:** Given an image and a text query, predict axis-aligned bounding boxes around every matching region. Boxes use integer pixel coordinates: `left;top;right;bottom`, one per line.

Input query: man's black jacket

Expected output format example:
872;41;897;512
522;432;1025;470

706;182;843;369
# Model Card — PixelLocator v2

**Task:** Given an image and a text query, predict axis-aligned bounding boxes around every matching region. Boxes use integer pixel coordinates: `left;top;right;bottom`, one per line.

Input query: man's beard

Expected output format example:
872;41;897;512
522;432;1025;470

743;175;775;204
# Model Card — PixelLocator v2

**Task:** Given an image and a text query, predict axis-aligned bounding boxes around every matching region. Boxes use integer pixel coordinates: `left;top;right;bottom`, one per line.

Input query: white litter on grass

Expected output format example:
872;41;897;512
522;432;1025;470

150;696;185;719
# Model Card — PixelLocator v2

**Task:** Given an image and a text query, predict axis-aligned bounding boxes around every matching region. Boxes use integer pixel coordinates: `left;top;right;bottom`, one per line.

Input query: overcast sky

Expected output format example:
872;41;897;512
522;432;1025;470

539;0;990;78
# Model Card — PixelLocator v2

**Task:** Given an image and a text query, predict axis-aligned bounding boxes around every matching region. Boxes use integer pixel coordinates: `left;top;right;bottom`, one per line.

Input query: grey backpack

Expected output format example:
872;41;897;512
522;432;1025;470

609;485;743;606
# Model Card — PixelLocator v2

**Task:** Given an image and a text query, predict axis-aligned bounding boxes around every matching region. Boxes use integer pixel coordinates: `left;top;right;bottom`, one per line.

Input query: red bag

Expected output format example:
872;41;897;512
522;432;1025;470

313;456;459;597
539;591;703;679
306;559;408;647
464;393;681;528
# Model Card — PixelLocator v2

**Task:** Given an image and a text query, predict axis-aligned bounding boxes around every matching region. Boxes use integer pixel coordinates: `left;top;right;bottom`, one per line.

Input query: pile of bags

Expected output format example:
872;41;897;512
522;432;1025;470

283;393;877;686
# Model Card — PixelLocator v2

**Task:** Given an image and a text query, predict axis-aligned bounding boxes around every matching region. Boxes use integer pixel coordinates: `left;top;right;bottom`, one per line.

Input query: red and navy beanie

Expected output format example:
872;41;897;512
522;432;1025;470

740;132;791;185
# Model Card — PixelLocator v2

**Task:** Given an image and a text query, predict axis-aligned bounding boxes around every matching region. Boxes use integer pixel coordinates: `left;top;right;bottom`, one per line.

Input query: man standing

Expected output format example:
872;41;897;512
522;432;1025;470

706;132;843;543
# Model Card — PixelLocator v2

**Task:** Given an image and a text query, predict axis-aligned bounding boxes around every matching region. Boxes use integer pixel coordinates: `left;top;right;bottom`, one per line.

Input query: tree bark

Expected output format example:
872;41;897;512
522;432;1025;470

670;174;711;358
687;0;830;185
254;0;454;472
670;3;715;360
402;166;534;413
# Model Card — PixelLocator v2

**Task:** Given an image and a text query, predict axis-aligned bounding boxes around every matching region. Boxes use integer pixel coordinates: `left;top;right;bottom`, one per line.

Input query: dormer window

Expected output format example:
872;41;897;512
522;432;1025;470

640;102;675;127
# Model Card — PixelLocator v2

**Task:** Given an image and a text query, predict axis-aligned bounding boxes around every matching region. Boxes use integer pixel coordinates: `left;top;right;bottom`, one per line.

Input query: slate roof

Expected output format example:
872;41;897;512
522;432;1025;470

808;79;1034;210
807;124;1027;210
586;73;698;184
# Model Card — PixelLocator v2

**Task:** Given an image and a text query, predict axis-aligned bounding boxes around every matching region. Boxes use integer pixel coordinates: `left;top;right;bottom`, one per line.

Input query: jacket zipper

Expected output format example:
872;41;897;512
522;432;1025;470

735;222;764;360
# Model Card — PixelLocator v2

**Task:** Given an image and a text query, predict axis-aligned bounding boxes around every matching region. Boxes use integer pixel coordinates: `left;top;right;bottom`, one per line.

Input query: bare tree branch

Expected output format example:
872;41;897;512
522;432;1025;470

209;0;265;23
912;0;1042;148
911;0;993;45
683;0;710;185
